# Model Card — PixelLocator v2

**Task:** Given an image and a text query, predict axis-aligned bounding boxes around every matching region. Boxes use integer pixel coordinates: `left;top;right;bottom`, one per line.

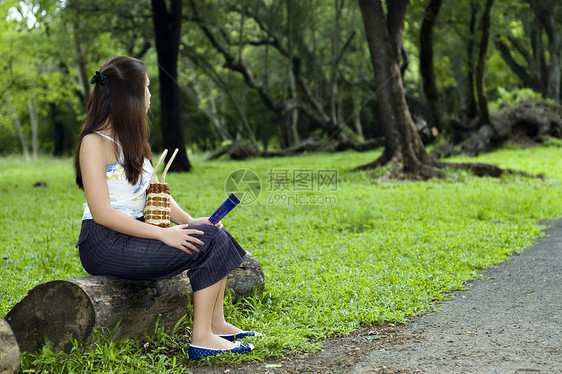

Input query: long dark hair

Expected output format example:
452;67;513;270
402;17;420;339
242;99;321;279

74;56;152;189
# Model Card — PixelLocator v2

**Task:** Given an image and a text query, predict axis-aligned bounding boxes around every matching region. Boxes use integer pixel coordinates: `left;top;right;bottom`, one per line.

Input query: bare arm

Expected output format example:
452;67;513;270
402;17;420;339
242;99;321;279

170;196;194;225
170;196;224;229
79;134;203;253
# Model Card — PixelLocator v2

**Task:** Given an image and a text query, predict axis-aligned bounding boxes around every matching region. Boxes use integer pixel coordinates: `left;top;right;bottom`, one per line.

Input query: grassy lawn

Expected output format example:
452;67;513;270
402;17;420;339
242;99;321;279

1;143;561;372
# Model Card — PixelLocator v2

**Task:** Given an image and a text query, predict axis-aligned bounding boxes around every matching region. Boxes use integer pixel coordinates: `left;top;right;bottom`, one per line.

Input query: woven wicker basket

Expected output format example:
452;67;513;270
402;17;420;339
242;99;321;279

144;182;171;227
143;149;178;227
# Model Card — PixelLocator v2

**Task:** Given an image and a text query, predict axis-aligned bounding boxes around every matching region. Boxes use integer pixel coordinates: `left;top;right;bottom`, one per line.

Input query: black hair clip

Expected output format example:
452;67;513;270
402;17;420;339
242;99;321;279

90;71;107;85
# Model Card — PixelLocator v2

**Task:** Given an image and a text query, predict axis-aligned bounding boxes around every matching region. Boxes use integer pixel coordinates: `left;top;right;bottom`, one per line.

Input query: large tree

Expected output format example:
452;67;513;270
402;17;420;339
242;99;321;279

475;0;495;125
152;0;191;171
419;0;444;133
527;0;561;103
357;0;507;179
357;0;443;178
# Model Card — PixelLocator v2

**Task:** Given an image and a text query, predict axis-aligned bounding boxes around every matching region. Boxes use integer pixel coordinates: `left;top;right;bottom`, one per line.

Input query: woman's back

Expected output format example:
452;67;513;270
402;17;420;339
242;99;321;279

81;132;152;220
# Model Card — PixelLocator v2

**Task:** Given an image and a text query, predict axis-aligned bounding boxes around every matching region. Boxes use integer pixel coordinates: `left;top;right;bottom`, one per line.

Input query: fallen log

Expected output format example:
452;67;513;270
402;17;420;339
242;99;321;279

261;137;325;157
207;140;260;160
261;137;386;158
5;252;264;354
0;316;20;374
435;99;562;158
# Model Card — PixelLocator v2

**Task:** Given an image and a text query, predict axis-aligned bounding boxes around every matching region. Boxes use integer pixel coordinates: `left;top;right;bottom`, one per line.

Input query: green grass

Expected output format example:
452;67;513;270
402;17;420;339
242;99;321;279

1;143;561;372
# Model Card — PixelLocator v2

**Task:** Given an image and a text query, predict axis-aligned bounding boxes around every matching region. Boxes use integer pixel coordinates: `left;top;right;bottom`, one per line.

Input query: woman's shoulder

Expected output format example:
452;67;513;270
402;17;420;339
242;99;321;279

83;131;117;143
81;132;105;149
81;133;117;163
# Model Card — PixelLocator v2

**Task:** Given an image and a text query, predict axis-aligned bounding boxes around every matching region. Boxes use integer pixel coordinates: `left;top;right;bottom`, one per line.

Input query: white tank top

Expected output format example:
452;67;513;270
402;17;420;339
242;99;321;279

82;132;153;220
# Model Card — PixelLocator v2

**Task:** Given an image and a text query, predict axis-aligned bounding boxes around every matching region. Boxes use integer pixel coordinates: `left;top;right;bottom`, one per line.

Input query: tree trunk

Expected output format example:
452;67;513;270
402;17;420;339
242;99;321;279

0;316;20;374
466;1;479;119
74;23;90;110
357;0;442;179
475;0;494;125
419;0;444;132
151;0;191;171
530;23;549;93
494;39;544;93
352;89;364;139
50;103;65;156
528;0;561;103
356;0;509;180
289;69;301;145
28;98;39;159
6;252;263;354
11;108;30;162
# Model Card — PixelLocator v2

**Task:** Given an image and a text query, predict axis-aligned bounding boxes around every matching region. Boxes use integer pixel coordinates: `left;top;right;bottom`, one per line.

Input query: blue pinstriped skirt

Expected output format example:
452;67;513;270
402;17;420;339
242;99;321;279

77;219;246;292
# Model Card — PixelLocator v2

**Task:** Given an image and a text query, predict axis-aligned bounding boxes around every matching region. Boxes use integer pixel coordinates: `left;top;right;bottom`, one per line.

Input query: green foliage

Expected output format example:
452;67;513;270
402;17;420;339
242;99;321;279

0;0;153;156
1;0;560;157
1;146;561;371
20;322;192;374
489;87;545;111
403;0;551;114
542;138;562;148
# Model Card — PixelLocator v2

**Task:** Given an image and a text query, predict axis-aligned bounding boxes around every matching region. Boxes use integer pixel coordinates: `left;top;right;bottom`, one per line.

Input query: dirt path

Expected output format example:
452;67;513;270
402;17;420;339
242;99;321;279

351;218;562;374
193;219;562;373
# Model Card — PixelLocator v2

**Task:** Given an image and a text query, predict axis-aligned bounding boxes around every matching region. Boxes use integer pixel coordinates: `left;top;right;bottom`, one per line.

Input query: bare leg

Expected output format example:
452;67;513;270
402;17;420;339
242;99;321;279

210;277;244;335
191;280;237;349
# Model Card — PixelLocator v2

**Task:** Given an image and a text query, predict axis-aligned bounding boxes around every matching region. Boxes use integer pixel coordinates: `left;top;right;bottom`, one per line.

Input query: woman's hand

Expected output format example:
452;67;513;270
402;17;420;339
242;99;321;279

160;224;204;254
190;217;224;229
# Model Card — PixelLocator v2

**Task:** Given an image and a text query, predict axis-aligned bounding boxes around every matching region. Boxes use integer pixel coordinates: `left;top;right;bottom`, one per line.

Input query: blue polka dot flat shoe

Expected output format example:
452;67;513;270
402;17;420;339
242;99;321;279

188;342;254;360
216;331;263;342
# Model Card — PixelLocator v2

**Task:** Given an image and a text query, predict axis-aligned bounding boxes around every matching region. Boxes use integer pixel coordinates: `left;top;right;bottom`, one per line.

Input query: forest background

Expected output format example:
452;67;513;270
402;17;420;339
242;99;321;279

1;0;560;168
